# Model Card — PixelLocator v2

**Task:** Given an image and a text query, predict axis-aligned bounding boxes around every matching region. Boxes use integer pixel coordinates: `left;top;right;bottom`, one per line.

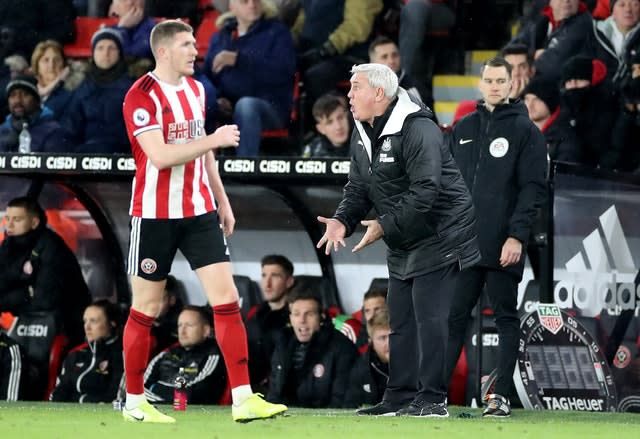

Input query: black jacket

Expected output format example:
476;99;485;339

342;348;388;408
0;332;23;401
334;88;480;279
450;100;547;279
267;325;357;408
302;135;351;158
587;17;640;86
144;338;227;405
50;335;123;403
0;225;91;346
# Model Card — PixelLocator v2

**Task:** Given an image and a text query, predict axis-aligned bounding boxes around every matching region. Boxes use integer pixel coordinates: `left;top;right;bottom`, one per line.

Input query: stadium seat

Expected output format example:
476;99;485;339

233;275;263;321
368;277;389;291
64;17;118;58
293;275;342;318
195;9;220;59
45;334;70;400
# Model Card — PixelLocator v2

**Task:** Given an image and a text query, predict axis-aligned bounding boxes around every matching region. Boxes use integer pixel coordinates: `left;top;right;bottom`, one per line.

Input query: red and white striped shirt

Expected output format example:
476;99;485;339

123;72;216;219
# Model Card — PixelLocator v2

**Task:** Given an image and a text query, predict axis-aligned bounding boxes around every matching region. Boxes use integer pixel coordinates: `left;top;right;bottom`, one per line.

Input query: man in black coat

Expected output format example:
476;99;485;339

266;288;357;408
446;57;547;417
317;63;480;417
0;196;90;346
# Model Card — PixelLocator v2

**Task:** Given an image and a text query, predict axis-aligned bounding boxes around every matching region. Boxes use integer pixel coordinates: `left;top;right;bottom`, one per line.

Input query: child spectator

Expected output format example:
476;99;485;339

302;93;351;158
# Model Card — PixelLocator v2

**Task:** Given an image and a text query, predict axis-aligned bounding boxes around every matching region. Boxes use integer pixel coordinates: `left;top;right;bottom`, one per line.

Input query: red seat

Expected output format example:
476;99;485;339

45;334;69;400
64;17;118;58
195;9;220;59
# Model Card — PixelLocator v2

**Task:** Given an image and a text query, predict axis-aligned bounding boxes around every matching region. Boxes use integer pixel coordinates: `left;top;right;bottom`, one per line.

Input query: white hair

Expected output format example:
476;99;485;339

350;63;398;99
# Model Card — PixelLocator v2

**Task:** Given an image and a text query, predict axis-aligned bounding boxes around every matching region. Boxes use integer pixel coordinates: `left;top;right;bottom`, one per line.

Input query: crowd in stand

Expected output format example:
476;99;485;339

2;0;640;408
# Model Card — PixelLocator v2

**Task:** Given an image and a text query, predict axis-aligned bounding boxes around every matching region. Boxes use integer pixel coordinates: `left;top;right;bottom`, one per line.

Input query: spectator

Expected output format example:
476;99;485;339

0;74;71;153
302;93;351;158
560;55;620;168
150;274;186;355
246;255;294;390
293;0;383;129
0;331;23;401
611;53;640;172
144;306;228;405
523;76;580;162
499;43;536;99
397;0;455;94
343;308;390;408
368;35;435;115
50;300;124;403
0;0;75;60
267;287;358;408
510;0;593;81
0;54;29;121
588;0;640;86
0;197;91;347
109;0;156;60
204;0;295;156
61;28;133;154
31;40;84;121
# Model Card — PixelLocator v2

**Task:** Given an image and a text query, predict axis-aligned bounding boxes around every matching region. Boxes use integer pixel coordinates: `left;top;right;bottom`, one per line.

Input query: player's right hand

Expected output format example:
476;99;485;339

214;124;240;149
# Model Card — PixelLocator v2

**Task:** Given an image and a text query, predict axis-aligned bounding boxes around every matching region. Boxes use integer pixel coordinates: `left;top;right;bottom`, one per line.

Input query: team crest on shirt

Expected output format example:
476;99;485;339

489;137;509;158
381;137;392;152
23;260;33;275
140;258;157;274
613;345;632;369
98;360;109;373
133;108;150;127
312;364;325;378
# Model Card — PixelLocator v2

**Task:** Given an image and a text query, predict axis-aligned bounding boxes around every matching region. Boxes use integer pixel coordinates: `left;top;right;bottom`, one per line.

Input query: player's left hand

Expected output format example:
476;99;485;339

352;219;383;253
217;201;236;237
499;237;522;267
212;50;238;74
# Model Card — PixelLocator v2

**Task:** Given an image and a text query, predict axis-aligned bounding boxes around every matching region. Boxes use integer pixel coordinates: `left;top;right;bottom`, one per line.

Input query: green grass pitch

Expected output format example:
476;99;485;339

1;402;639;439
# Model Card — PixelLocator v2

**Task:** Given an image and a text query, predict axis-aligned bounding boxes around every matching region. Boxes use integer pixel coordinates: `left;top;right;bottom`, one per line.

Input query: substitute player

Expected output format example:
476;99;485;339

121;19;287;423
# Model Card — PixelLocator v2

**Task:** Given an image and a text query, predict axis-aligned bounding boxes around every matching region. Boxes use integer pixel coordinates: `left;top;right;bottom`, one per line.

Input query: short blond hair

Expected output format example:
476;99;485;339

31;40;66;78
150;19;194;58
366;307;389;338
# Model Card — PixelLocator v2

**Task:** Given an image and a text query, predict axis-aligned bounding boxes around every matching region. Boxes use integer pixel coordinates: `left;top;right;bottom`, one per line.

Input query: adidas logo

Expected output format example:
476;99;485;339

552;205;638;317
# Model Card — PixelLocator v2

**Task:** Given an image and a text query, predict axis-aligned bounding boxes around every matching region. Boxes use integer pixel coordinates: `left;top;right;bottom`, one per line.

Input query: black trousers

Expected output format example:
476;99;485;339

445;266;520;397
384;263;458;405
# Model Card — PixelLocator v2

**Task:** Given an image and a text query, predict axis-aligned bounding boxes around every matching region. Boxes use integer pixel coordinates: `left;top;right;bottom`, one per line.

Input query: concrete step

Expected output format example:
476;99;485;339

468;50;498;75
433;75;481;102
434;101;459;127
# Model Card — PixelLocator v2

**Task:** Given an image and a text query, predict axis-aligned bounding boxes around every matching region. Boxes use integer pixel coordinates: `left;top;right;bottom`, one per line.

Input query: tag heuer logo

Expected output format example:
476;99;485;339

537;304;563;334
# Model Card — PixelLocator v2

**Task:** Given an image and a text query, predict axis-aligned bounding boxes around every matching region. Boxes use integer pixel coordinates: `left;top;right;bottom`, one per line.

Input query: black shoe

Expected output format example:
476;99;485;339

356;401;402;416
396;400;449;418
482;394;511;418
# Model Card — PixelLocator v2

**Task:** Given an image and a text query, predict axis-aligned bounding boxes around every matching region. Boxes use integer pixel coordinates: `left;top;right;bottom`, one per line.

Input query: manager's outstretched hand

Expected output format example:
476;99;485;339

316;216;346;255
352;219;383;253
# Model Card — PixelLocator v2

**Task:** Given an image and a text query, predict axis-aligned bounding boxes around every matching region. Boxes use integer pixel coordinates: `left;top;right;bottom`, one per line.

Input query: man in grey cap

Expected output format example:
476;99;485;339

0;73;69;152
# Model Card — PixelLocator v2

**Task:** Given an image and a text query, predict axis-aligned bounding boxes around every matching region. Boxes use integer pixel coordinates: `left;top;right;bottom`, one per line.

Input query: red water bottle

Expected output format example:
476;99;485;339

173;367;187;411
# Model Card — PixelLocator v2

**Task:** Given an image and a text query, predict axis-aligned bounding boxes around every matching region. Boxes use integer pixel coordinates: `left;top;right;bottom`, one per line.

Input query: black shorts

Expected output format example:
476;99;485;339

127;211;230;281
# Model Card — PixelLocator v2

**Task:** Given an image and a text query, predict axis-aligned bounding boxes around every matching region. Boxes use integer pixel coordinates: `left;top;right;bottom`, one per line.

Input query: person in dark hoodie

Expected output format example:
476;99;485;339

61;28;133;154
204;0;296;156
560;55;620;168
317;63;480;418
50;300;123;403
302;93;351;158
523;75;580;162
509;0;593;81
446;57;547;418
0;73;70;152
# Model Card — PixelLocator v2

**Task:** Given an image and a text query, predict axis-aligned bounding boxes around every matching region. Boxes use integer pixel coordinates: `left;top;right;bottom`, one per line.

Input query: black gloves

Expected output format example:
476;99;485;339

298;41;338;70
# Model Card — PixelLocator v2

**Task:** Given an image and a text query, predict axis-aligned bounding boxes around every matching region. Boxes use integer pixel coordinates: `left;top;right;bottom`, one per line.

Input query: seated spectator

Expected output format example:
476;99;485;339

560;55;620;168
368;36;435;116
246;255;294;390
0;197;91;347
500;43;536;99
397;0;455;96
0;74;71;153
588;0;640;87
0;331;23;401
61;28;133;154
144;306;227;405
267;287;358;408
0;54;29;121
523;76;580;162
351;286;387;353
151;274;186;355
204;0;296;156
109;0;156;60
510;0;593;81
302;93;351;158
50;300;123;402
343;309;390;408
293;0;383;131
31;40;85;121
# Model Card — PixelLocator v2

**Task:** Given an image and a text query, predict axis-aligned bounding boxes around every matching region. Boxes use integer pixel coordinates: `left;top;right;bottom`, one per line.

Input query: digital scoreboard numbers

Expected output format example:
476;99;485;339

514;304;617;411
